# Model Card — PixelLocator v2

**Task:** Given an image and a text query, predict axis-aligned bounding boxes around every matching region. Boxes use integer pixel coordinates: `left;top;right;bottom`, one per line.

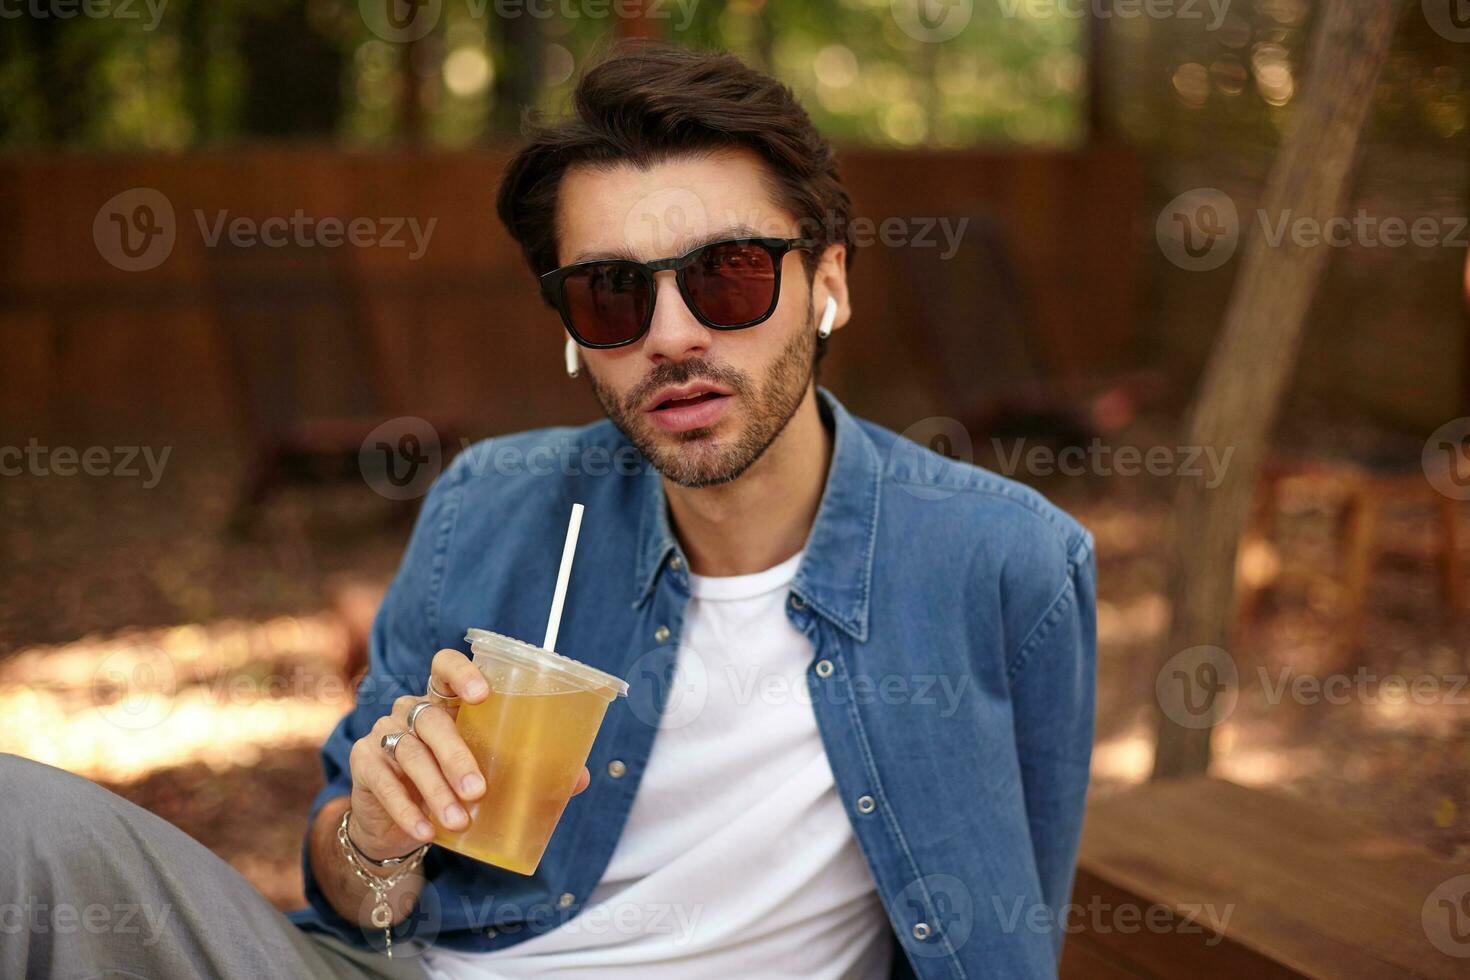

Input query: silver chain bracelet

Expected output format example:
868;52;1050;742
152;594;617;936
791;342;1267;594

336;808;429;957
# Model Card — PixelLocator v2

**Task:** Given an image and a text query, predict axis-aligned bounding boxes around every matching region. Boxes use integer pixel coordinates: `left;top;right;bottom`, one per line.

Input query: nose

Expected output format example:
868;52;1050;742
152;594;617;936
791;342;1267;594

640;270;712;364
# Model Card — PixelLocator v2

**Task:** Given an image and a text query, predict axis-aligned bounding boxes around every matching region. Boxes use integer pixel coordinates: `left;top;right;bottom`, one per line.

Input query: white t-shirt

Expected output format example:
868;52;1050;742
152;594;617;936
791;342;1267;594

422;549;893;979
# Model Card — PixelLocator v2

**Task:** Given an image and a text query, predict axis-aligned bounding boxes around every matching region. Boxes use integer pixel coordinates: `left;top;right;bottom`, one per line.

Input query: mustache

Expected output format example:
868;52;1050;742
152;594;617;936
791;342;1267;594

626;359;748;412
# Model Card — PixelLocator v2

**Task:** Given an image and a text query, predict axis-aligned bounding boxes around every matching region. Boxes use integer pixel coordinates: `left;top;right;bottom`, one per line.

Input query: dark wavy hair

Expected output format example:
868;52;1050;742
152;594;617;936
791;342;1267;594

495;40;856;366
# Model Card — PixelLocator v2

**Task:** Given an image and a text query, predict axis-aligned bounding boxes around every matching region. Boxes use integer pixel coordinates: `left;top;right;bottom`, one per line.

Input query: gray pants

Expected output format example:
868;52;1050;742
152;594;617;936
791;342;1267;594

1;753;429;980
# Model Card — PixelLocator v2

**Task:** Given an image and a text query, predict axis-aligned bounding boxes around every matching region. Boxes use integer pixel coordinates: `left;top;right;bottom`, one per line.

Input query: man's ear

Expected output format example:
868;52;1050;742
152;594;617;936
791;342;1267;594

812;243;851;335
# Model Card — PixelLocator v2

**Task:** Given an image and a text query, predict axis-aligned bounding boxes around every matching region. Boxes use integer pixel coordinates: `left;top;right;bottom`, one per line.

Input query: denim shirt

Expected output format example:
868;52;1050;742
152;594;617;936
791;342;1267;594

290;386;1097;980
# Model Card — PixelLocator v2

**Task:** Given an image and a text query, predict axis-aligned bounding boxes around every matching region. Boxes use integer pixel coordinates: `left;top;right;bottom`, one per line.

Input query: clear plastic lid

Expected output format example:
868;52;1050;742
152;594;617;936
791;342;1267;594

464;628;629;700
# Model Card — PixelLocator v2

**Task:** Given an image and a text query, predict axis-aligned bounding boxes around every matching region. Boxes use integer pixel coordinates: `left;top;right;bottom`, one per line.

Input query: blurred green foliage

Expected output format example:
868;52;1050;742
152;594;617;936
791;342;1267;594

0;1;1462;153
0;0;1082;150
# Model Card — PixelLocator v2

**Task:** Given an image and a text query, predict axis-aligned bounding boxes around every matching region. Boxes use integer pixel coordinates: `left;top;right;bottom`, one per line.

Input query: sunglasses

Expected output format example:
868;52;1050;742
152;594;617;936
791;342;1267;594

540;236;820;349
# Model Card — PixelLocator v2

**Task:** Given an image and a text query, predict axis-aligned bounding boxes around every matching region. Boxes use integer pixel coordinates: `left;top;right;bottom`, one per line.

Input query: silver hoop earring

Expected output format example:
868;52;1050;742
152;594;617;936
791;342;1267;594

816;297;838;339
564;337;579;378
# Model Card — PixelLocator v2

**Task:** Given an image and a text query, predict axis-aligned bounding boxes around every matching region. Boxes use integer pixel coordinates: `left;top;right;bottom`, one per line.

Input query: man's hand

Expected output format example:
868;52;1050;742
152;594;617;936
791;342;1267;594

344;648;592;860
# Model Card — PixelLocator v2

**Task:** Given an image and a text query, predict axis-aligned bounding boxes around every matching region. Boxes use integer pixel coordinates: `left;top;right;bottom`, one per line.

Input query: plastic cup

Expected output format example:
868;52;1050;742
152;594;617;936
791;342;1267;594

431;628;629;875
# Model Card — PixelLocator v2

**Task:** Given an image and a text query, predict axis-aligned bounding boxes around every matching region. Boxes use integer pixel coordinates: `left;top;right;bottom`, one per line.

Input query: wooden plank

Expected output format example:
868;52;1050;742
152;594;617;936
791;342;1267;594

1075;778;1469;979
1060;930;1154;980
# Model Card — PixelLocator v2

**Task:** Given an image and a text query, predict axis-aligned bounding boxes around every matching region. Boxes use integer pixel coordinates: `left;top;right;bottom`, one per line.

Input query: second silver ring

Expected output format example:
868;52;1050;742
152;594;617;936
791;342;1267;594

380;729;415;763
406;699;436;737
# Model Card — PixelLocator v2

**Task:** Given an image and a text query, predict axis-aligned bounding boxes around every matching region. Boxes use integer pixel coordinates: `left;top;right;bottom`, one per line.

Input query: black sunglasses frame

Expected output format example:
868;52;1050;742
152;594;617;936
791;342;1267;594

539;236;821;349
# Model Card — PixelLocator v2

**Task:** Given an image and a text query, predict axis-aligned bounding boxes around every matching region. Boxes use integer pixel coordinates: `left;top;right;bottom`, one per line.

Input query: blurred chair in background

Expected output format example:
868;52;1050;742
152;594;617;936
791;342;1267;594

206;240;463;533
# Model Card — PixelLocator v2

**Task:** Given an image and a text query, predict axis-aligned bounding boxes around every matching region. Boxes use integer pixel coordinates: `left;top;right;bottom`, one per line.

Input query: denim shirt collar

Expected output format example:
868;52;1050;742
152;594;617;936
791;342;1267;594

632;386;881;642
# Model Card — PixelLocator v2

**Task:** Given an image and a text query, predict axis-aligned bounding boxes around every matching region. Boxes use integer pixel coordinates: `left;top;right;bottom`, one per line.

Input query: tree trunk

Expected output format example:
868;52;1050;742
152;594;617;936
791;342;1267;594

1151;0;1405;779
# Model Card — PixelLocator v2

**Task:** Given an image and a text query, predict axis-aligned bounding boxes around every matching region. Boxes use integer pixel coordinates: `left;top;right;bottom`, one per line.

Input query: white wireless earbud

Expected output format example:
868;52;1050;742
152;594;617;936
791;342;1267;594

564;336;579;378
817;296;838;339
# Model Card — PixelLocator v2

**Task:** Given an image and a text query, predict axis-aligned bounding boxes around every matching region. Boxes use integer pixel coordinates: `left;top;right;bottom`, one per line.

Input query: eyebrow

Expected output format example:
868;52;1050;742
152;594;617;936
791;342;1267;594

567;224;765;265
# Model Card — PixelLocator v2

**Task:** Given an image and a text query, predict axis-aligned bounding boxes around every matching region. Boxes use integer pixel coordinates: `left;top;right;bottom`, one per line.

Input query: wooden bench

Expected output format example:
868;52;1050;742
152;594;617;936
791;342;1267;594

1062;778;1468;978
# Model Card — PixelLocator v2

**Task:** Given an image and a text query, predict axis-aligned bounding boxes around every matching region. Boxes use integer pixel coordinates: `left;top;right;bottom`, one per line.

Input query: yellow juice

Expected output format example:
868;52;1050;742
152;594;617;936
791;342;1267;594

432;684;612;875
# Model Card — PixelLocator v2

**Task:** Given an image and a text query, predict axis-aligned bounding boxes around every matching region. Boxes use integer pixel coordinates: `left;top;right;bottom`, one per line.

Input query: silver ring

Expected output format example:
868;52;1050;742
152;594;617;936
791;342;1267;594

426;675;458;705
406;699;436;736
380;729;414;763
426;676;460;705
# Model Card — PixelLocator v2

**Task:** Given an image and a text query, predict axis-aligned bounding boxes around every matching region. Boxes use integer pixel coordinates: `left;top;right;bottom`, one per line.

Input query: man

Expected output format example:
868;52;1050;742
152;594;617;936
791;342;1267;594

2;40;1095;980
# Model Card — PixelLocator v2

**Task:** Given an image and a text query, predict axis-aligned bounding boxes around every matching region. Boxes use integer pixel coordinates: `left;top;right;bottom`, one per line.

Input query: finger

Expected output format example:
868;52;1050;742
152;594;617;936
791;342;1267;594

571;766;590;797
358;752;435;842
430;649;489;703
390;694;420;722
391;730;470;831
407;703;484;801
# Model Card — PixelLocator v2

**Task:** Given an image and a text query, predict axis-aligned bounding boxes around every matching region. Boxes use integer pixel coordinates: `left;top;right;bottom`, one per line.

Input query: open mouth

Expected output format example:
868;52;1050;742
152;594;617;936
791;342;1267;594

645;388;733;434
653;391;727;411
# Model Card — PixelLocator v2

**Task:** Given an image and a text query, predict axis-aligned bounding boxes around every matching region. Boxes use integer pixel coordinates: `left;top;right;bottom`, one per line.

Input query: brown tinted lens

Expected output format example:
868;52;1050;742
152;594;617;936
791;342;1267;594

683;241;777;326
562;263;650;345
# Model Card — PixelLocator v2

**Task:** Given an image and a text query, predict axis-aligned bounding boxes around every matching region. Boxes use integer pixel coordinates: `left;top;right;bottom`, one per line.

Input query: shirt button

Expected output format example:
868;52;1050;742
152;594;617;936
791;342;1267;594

856;795;876;814
789;593;806;610
485;926;498;938
668;555;682;571
814;659;834;678
558;892;575;909
607;759;627;778
912;922;932;941
654;625;670;643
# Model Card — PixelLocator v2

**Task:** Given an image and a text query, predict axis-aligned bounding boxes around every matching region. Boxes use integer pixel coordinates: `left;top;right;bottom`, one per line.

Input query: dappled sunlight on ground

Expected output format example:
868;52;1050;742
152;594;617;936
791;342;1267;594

2;434;1468;908
0;616;352;781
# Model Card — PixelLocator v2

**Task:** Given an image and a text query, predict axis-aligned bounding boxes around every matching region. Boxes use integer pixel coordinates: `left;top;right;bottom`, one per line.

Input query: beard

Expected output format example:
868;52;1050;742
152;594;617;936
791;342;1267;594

584;308;816;489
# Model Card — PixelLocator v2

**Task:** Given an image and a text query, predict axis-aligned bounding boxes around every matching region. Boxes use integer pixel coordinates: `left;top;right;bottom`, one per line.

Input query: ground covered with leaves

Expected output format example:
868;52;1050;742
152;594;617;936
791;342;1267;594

2;431;1466;913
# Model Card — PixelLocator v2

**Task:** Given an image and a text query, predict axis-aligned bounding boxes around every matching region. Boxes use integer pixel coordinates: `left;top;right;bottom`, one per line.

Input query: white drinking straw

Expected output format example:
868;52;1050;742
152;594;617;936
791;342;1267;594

542;503;585;653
